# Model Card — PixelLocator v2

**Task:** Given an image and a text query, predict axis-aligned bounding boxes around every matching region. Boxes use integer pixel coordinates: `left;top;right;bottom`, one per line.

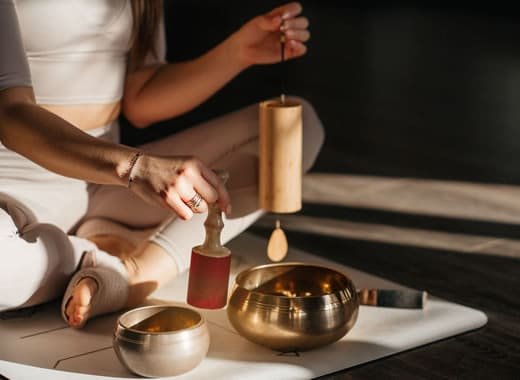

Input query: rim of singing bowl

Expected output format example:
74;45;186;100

117;305;205;336
233;262;356;304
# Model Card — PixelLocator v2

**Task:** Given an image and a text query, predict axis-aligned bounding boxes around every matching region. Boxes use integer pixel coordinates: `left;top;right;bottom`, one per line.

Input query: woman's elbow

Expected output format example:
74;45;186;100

0;112;11;148
0;87;36;147
122;98;153;128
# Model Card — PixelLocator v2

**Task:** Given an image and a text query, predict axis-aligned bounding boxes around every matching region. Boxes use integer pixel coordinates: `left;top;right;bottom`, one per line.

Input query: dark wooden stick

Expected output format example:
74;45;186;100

358;288;428;309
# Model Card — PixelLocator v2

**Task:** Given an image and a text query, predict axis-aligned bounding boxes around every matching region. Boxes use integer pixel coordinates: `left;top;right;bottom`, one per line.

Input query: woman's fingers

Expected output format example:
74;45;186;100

183;167;218;206
281;17;309;31
258;2;303;32
173;159;230;216
274;5;309;61
161;189;193;220
175;175;209;214
198;165;231;214
284;29;310;43
269;2;303;20
285;39;307;59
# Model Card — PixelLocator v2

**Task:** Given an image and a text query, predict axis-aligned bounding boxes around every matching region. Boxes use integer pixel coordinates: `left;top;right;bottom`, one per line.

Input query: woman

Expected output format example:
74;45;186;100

0;0;324;328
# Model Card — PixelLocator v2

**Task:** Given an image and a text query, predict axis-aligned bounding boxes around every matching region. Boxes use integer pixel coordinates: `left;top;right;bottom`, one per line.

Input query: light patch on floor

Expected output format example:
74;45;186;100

256;214;520;259
255;173;520;259
303;173;520;224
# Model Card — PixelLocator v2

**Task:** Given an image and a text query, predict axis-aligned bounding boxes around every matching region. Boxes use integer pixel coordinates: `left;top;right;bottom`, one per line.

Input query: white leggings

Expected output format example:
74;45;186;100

0;98;324;311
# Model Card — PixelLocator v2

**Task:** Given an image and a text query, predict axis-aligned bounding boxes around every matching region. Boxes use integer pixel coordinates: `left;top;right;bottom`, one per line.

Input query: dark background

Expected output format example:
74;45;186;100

122;0;520;185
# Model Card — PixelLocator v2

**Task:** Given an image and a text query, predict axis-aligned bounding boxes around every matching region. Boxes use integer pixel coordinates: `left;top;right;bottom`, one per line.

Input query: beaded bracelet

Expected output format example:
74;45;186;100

126;151;144;188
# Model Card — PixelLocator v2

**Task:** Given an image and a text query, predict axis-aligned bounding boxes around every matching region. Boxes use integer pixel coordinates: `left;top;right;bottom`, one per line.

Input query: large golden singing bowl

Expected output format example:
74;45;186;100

113;305;210;378
227;263;359;351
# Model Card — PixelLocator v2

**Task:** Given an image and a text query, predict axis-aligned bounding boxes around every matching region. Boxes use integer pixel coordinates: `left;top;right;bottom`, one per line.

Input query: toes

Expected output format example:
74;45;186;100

69;303;89;329
70;311;85;327
65;298;85;328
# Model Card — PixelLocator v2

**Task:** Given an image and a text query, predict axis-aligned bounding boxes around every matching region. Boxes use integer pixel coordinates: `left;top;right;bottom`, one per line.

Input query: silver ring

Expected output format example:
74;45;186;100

186;192;203;211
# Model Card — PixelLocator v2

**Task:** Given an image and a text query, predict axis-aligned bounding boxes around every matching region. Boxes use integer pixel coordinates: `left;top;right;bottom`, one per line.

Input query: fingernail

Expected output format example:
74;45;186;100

282;12;291;20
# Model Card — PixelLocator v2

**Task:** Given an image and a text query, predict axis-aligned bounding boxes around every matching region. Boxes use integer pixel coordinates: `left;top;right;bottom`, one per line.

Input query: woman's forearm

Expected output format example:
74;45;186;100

123;34;247;128
0;93;138;186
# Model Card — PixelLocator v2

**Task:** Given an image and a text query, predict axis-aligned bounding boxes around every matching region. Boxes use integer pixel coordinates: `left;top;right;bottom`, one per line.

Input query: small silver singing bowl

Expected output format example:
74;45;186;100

113;305;210;378
227;262;359;352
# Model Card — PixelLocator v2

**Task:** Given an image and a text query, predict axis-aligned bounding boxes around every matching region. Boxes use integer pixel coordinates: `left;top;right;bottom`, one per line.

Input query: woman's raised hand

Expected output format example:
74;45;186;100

128;154;230;220
232;2;310;67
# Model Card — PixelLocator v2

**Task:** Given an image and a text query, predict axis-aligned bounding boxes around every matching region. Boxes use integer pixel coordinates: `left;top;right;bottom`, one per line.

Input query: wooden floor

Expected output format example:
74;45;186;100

251;158;520;379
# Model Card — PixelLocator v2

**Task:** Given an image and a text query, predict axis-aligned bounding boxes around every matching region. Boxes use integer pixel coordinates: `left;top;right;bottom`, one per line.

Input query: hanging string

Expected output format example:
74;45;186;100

280;27;286;104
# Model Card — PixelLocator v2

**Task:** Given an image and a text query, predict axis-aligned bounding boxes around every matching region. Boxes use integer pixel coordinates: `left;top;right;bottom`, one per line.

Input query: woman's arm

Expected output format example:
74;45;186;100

123;36;245;128
123;2;309;128
0;87;229;218
0;87;137;186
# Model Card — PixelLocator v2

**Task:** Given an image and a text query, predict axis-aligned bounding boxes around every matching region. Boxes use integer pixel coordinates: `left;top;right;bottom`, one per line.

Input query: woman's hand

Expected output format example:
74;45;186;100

128;154;230;220
231;2;310;68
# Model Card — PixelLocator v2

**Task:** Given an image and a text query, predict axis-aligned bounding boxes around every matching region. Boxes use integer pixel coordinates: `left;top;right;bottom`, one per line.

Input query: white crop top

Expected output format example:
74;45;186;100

0;0;166;105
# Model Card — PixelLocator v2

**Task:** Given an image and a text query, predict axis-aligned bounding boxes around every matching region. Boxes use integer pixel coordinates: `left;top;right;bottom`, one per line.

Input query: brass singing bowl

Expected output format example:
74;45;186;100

113;305;210;377
227;262;359;351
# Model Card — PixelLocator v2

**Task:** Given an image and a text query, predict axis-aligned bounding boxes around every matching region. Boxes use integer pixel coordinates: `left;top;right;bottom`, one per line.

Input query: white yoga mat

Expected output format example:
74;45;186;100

0;232;487;379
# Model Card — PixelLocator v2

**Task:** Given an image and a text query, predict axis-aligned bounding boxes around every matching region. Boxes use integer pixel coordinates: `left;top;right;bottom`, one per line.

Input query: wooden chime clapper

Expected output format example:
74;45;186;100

259;28;303;262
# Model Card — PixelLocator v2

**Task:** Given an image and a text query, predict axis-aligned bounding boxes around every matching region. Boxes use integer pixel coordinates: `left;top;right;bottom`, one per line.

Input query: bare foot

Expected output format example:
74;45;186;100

63;241;177;328
64;277;98;328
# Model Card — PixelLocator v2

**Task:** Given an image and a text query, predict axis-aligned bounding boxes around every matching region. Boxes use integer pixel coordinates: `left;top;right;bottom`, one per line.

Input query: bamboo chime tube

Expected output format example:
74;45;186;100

259;99;302;213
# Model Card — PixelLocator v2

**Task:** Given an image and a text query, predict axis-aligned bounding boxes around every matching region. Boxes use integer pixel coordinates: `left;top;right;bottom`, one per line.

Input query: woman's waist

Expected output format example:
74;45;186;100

40;102;121;132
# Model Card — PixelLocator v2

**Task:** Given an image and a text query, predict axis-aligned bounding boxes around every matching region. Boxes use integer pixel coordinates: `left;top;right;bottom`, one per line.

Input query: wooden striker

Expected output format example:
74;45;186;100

259;99;302;213
187;170;231;309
